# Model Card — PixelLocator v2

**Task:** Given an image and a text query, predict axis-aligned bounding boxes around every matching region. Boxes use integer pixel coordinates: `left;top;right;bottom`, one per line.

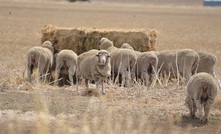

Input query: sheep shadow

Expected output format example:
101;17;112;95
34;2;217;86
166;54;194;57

174;115;208;128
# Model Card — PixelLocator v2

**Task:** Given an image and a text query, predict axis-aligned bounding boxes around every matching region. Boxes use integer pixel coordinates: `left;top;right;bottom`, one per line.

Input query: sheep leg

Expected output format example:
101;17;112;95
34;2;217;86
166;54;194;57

68;67;76;86
203;102;211;123
125;71;131;87
27;65;32;82
54;67;60;86
121;71;126;88
85;79;89;90
141;72;149;89
185;97;196;118
184;68;191;85
101;81;106;94
196;99;203;122
37;67;43;84
68;73;74;86
76;74;80;94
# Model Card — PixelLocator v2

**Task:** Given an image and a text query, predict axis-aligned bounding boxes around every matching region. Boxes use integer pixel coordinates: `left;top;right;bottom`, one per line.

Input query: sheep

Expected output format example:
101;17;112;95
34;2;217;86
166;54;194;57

42;40;54;54
185;72;218;123
26;41;54;83
55;49;78;86
135;52;158;87
121;43;135;51
120;43;158;88
156;49;199;85
197;51;217;77
99;38;137;87
76;49;111;94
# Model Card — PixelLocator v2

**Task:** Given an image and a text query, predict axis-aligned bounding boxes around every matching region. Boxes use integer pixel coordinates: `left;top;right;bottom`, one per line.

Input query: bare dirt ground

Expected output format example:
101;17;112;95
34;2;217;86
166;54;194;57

0;0;221;133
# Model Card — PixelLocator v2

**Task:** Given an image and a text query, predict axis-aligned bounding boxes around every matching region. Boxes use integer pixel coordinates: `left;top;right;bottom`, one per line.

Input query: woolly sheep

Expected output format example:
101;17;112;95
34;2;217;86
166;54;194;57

26;41;54;82
135;51;158;87
55;49;78;86
100;38;137;87
120;43;158;87
42;40;54;54
121;43;135;51
185;72;218;123
197;51;217;77
156;49;199;84
76;49;111;94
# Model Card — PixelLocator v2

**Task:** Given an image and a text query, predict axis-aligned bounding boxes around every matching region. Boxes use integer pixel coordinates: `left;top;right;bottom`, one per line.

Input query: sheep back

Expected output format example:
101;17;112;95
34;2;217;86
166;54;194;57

56;49;78;70
27;46;53;71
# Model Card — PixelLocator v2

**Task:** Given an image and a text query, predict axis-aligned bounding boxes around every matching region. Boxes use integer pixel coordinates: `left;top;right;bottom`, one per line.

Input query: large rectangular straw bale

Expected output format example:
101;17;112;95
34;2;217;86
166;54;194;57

41;24;157;55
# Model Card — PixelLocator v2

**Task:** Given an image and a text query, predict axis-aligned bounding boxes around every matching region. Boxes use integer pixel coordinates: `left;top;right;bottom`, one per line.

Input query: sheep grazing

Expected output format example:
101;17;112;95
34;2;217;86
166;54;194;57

55;49;78;86
100;38;137;87
185;72;218;123
156;49;199;84
26;41;54;83
76;49;111;94
120;43;158;88
197;51;217;77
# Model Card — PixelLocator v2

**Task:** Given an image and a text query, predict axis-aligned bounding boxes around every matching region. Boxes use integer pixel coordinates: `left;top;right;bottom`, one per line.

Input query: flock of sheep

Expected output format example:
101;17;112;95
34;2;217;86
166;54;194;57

26;38;219;123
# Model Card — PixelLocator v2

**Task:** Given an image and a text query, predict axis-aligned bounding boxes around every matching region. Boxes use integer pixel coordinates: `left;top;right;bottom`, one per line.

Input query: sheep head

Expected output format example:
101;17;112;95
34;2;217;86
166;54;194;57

42;40;55;54
99;38;113;50
96;50;111;66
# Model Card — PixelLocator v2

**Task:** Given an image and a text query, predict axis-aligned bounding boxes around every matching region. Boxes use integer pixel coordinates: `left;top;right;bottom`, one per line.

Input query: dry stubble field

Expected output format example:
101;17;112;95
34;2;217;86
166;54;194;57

0;0;221;133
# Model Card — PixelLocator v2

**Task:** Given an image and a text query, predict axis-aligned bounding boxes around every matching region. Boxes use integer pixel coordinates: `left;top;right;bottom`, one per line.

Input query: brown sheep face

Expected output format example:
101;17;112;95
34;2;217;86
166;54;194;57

96;51;111;66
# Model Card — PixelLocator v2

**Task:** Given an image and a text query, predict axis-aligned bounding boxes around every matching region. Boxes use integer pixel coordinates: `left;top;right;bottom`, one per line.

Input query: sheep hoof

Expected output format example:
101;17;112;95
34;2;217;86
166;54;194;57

102;91;106;95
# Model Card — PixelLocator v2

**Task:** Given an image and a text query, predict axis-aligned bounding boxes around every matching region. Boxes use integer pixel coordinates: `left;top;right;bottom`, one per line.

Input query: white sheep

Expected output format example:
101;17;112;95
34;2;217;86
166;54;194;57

42;40;54;54
120;43;158;88
197;51;217;77
55;49;78;86
135;51;158;87
121;43;135;51
185;72;218;123
156;49;199;84
26;41;54;83
99;38;137;87
76;49;111;94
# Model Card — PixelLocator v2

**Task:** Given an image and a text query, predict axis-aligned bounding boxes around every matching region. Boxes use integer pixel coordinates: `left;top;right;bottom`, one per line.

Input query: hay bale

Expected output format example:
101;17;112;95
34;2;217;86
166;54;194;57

41;24;158;55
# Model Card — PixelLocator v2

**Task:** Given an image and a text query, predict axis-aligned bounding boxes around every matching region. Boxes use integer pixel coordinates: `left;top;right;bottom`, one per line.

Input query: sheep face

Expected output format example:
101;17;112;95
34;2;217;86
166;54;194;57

96;51;111;66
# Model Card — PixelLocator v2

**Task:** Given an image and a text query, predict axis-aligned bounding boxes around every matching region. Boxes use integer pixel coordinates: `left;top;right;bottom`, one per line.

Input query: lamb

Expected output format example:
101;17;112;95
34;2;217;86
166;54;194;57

197;51;217;77
26;41;54;83
76;49;111;94
55;49;78;86
156;49;199;84
185;72;218;123
120;43;158;87
99;38;137;87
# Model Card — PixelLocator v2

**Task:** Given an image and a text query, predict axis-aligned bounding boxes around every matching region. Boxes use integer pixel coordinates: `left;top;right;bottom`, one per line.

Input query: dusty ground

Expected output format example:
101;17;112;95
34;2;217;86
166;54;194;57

0;0;221;133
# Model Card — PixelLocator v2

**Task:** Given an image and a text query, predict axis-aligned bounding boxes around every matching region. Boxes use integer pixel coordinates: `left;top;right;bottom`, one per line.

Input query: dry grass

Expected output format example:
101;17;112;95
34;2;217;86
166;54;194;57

0;0;221;133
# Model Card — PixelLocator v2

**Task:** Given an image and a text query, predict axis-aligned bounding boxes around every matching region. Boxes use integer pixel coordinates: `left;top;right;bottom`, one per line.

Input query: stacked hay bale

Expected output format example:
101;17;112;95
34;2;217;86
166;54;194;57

41;24;157;55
